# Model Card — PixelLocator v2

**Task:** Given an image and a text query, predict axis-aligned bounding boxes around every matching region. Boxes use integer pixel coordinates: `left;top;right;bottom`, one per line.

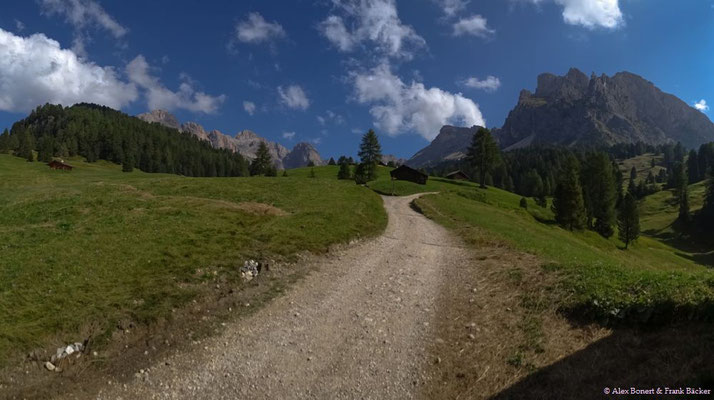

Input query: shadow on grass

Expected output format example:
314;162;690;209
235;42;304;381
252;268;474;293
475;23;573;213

676;251;714;268
489;324;714;400
644;219;714;266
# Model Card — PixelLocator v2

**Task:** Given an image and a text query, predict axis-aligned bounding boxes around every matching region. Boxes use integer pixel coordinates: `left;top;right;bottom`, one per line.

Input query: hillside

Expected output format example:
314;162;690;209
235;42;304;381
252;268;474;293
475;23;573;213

0;154;386;374
2;103;250;177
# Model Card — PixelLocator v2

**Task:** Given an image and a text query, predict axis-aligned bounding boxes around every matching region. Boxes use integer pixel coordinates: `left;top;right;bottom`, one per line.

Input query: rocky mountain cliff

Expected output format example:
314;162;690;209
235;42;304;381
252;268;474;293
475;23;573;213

137;110;320;169
282;142;323;168
407;125;479;168
494;68;714;150
406;69;714;167
137;110;181;131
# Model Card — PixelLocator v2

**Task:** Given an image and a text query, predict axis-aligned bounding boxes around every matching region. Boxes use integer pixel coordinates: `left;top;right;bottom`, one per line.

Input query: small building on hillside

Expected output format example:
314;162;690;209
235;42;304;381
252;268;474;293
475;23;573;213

390;165;428;185
445;170;470;181
48;160;74;171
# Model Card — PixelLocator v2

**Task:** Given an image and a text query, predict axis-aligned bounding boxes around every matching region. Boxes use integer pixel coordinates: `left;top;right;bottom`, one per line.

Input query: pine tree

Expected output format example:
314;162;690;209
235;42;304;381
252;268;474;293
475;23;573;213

282;170;288;177
37;135;55;163
687;149;700;184
16;128;34;161
357;129;382;182
353;162;368;184
618;193;640;249
676;162;689;222
309;168;316;178
552;157;586;231
701;166;714;227
328;157;336;165
122;152;134;172
337;160;351;180
250;142;273;176
679;180;690;222
520;197;528;209
582;152;616;238
467;127;499;188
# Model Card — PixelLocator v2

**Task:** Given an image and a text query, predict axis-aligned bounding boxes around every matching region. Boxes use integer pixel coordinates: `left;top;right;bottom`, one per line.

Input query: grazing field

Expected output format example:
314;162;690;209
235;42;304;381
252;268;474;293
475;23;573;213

368;173;714;322
0;154;387;366
404;177;714;398
616;152;665;185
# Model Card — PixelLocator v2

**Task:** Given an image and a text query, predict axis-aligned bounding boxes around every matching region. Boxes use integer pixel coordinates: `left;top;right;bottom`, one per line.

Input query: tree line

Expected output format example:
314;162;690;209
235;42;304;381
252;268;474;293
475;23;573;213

0;103;251;177
465;127;641;248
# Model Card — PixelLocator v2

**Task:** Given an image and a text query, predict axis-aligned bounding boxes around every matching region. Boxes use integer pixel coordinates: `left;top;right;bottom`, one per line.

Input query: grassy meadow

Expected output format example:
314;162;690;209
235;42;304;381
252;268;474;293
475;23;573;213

366;170;714;324
0;155;386;365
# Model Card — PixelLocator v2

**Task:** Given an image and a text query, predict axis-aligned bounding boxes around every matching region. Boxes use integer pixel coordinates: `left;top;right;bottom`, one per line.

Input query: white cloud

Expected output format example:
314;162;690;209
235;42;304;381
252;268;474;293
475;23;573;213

40;0;128;38
351;128;363;134
126;55;225;114
41;0;128;56
311;137;322;145
320;15;354;51
235;12;285;44
694;99;709;112
0;28;137;113
452;15;495;38
352;63;485;141
432;0;470;17
282;131;296;140
319;0;426;59
243;100;256;115
278;85;310;110
462;75;501;92
14;19;25;32
522;0;623;29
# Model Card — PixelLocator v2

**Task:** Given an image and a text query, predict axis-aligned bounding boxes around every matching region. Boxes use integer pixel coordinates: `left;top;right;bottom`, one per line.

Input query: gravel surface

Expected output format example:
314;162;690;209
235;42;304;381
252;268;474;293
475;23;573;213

91;193;469;400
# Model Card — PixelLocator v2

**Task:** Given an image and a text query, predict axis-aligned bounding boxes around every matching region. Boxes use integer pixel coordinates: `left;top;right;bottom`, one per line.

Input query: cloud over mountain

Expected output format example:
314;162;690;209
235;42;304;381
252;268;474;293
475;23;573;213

351;63;485;141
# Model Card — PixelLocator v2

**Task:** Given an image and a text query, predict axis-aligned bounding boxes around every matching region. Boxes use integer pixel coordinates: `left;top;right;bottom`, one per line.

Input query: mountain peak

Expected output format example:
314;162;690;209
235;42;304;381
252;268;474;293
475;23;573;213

134;110;319;169
496;69;714;149
137;110;180;130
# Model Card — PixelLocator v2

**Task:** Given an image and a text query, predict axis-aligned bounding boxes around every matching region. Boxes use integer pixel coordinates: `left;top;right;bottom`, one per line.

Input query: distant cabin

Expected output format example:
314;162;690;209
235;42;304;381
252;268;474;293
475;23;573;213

445;170;470;181
48;160;74;171
390;165;428;185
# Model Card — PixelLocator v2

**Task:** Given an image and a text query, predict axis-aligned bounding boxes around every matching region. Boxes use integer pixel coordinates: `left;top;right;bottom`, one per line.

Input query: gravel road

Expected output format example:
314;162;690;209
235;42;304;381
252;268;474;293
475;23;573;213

93;193;469;400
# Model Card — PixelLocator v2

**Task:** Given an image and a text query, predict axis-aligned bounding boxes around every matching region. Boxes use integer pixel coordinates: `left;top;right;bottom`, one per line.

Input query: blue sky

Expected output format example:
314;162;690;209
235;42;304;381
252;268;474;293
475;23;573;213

1;0;713;159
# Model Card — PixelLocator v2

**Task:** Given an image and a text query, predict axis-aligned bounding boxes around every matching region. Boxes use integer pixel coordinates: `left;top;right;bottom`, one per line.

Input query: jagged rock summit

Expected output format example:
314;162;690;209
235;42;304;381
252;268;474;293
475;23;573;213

137;110;320;169
406;68;714;167
136;110;181;131
282;142;323;169
407;125;479;168
494;68;714;150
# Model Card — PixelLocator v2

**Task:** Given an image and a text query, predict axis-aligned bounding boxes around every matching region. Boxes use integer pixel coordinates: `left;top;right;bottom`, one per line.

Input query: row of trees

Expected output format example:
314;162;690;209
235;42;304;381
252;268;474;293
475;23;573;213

0;103;251;177
466;128;640;247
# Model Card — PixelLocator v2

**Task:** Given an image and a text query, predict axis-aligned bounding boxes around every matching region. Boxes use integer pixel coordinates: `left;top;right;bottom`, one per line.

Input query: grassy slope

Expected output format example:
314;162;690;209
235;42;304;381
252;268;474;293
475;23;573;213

617;153;665;185
0;155;386;364
370;172;714;323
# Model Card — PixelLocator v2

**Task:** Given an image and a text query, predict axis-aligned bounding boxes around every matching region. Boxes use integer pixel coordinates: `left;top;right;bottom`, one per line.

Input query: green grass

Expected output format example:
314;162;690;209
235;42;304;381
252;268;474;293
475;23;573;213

399;180;714;325
0;154;387;364
617;153;665;185
641;181;705;235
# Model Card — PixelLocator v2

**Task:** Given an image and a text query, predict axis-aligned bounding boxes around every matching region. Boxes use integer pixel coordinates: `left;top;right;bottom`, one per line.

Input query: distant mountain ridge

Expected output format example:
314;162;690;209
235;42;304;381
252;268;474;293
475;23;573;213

407;68;714;167
494;68;714;150
137;110;321;169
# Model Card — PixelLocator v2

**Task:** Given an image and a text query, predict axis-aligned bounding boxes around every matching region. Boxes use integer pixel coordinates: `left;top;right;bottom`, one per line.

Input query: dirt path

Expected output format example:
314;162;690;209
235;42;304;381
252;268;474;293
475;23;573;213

87;193;470;400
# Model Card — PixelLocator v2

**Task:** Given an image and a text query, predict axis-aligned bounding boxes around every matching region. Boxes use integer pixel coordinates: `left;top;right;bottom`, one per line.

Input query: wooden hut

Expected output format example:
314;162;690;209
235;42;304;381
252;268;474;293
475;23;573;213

390;165;428;185
445;170;470;181
48;160;74;171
